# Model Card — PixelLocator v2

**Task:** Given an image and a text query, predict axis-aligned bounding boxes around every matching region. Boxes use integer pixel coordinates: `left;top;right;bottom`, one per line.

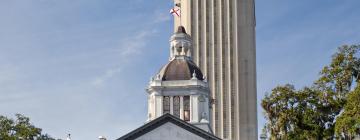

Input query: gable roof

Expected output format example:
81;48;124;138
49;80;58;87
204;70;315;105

117;114;221;140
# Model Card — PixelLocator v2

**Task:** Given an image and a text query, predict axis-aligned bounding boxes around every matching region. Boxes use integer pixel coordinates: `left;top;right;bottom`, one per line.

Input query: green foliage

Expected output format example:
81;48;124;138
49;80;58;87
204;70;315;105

0;114;57;140
38;134;57;140
262;45;360;140
335;85;360;139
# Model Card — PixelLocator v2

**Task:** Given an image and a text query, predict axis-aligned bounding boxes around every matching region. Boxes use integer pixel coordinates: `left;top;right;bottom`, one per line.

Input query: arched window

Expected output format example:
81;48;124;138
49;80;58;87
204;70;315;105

183;96;190;121
173;96;180;118
163;96;170;114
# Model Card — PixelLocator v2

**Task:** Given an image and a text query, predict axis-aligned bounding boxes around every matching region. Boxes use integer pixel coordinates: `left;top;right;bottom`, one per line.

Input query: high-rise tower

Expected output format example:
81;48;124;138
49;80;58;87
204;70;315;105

173;0;257;139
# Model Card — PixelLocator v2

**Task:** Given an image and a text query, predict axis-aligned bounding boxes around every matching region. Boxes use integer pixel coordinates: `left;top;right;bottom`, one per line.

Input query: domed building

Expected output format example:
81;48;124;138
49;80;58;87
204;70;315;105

117;27;220;140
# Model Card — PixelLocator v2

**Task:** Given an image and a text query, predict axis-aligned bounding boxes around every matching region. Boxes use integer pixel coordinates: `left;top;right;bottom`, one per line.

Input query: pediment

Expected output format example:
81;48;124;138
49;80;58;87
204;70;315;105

117;114;220;140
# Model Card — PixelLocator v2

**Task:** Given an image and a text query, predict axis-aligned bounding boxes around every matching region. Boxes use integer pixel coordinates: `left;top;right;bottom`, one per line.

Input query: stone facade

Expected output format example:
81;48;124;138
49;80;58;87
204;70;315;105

146;26;212;132
117;114;220;140
135;122;205;140
173;0;257;139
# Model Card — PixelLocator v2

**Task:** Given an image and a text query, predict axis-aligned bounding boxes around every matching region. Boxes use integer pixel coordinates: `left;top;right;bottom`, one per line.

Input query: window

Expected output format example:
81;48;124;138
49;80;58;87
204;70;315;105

163;96;170;114
183;96;190;121
173;96;180;118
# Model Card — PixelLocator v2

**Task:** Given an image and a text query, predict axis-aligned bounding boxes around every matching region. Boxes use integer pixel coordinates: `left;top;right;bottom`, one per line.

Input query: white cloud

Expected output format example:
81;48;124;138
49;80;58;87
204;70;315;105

91;29;157;87
119;29;157;57
91;67;122;87
153;11;171;24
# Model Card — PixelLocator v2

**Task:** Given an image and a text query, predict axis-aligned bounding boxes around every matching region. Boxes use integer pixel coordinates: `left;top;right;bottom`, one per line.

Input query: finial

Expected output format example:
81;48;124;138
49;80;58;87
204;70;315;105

99;136;107;140
177;26;186;34
203;75;207;82
192;70;197;80
66;134;71;140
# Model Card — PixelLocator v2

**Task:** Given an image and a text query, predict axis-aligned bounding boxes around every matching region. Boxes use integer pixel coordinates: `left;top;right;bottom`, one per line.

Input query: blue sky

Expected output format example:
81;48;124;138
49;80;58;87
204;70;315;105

0;0;359;139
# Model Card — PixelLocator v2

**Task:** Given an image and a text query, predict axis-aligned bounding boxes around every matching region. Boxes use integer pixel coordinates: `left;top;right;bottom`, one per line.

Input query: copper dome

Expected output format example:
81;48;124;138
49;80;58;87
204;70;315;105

158;58;204;81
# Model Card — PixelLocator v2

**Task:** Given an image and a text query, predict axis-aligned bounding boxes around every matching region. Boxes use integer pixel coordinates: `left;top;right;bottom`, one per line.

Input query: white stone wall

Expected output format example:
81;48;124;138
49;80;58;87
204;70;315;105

147;79;211;125
173;0;258;139
135;122;205;140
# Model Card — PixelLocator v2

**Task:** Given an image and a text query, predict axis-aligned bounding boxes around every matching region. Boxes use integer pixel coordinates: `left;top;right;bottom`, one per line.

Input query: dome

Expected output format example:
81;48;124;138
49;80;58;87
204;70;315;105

158;57;204;81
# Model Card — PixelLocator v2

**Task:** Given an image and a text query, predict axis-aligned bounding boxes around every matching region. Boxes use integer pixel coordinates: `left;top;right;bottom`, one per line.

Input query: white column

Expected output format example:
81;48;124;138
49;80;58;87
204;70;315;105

191;95;199;123
190;95;193;122
155;95;163;118
170;96;174;115
180;96;184;120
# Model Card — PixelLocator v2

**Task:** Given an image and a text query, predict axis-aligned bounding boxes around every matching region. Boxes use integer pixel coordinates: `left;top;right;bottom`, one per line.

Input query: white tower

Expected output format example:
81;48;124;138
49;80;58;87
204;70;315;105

146;26;212;132
173;0;257;139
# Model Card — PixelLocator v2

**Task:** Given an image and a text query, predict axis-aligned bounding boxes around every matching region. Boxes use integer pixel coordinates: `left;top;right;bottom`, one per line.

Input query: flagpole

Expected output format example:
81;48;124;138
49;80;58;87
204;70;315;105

174;0;181;26
179;0;182;26
171;0;182;27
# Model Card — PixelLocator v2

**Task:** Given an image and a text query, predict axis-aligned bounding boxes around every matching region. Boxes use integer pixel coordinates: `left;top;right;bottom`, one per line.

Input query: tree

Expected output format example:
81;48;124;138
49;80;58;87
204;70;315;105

262;85;327;139
38;134;57;140
0;114;57;140
335;85;360;139
262;45;360;139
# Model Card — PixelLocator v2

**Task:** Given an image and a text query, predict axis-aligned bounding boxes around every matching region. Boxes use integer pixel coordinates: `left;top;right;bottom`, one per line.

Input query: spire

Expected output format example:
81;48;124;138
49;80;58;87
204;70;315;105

176;26;186;34
191;70;198;80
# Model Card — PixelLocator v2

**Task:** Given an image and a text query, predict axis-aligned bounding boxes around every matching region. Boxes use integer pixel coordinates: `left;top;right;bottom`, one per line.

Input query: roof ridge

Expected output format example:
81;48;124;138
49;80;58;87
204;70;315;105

117;113;221;140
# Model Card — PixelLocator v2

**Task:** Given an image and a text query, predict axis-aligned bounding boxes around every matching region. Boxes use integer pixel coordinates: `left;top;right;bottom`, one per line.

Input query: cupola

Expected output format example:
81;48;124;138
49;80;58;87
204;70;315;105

146;26;212;133
169;26;192;59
